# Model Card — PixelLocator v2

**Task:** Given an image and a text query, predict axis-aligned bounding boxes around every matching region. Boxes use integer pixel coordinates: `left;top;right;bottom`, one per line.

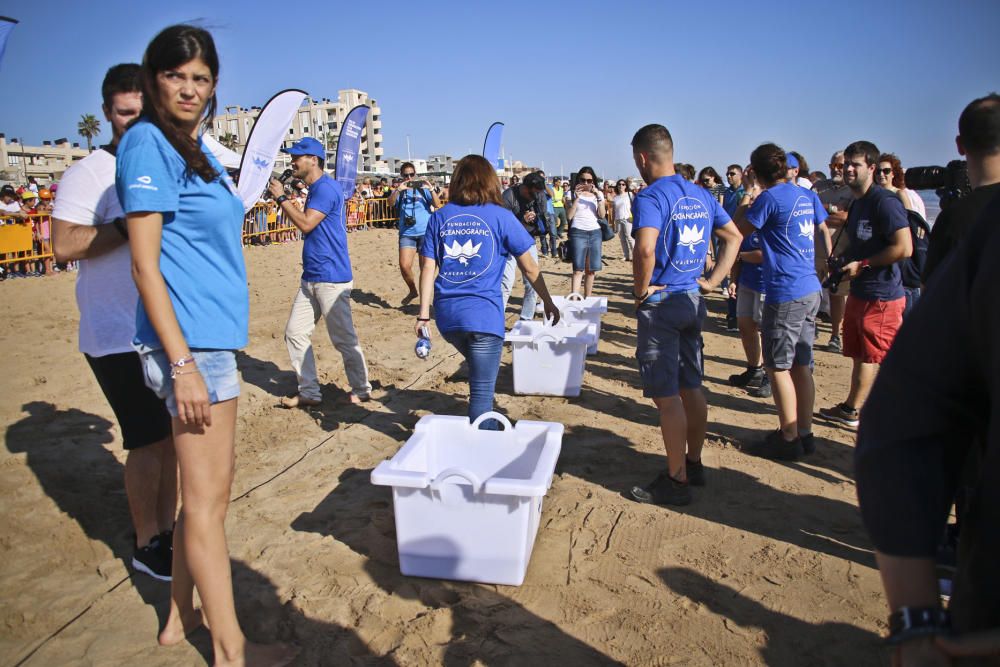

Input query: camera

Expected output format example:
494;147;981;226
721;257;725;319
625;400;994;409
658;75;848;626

822;255;849;293
409;180;425;189
905;160;971;211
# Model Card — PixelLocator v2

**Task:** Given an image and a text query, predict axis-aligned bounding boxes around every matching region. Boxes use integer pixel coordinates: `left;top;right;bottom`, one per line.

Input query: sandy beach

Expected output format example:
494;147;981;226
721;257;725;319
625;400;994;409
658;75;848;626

0;228;887;666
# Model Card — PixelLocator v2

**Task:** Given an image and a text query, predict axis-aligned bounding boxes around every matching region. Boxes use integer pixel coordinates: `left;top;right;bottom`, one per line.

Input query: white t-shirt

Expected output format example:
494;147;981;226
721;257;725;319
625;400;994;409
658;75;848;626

51;149;138;357
796;176;813;189
0;200;21;214
903;188;927;219
613;193;633;221
571;191;604;231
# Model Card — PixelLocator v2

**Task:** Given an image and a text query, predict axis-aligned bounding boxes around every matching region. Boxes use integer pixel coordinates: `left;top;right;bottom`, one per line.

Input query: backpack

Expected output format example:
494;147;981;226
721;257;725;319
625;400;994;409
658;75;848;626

899;209;931;288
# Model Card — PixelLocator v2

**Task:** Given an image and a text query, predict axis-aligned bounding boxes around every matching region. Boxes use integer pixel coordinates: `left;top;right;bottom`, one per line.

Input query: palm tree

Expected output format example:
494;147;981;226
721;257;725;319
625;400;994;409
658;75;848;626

77;114;101;151
219;132;239;151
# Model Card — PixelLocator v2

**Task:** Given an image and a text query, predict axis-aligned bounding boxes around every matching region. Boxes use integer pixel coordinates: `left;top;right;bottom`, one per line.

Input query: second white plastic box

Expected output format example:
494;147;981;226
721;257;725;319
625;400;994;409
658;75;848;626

551;292;608;355
504;319;596;396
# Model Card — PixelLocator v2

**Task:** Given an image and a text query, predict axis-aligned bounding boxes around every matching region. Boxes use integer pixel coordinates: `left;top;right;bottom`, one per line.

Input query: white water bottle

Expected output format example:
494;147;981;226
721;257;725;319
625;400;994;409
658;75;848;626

415;325;431;359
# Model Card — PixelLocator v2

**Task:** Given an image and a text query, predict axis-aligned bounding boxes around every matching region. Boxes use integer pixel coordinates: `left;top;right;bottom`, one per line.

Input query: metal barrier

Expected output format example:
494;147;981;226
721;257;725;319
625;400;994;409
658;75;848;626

241;201;300;245
0;214;54;270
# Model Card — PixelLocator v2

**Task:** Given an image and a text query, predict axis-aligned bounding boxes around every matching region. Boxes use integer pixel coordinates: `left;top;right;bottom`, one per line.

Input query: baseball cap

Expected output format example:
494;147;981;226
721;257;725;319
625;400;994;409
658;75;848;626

281;137;325;159
0;185;15;198
786;153;799;169
22;191;37;200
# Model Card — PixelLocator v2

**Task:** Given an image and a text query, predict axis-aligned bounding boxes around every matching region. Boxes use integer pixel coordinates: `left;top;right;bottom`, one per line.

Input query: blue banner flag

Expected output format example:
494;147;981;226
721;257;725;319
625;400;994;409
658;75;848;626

0;17;18;71
482;122;504;169
334;104;370;198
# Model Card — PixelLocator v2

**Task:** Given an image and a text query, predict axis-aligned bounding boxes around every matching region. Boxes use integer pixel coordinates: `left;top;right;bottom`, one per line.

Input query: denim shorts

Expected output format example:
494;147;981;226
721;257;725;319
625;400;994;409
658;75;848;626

136;345;241;418
635;290;705;398
760;291;821;370
399;234;425;251
568;227;602;272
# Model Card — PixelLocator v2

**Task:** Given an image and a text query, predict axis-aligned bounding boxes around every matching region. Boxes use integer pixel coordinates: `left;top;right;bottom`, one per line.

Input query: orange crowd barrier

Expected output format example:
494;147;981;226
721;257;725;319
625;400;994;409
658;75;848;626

0;214;54;270
241;201;300;245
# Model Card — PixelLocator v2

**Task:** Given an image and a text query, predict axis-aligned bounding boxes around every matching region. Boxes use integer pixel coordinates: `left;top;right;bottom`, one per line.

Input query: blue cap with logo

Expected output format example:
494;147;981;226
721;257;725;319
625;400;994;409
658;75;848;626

281;137;325;159
786;153;799;169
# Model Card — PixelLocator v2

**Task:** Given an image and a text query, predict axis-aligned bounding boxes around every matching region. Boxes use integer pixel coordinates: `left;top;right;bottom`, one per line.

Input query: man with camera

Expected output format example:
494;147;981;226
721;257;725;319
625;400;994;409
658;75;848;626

268;137;372;408
389;162;441;304
500;172;549;320
818;141;911;428
812;151;854;352
923;93;1000;282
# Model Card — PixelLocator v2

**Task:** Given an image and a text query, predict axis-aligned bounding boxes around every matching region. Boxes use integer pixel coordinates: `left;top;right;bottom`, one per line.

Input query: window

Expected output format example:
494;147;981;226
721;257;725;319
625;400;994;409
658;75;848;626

8;155;19;166
373;128;379;135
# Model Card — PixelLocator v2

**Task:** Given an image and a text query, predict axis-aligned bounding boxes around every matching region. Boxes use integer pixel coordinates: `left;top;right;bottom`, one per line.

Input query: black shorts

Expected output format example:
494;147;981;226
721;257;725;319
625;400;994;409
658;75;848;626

85;352;172;450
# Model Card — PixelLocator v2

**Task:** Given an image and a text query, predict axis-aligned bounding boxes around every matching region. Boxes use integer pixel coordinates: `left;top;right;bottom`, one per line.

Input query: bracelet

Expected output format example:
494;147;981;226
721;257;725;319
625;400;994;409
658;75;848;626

276;195;289;205
416;317;430;322
112;217;129;240
633;289;647;299
170;368;201;379
170;355;195;368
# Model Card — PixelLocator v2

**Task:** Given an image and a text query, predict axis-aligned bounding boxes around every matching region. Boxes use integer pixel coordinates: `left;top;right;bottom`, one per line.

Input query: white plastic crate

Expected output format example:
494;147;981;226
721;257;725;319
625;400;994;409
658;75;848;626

551;292;608;354
370;412;563;586
504;319;596;396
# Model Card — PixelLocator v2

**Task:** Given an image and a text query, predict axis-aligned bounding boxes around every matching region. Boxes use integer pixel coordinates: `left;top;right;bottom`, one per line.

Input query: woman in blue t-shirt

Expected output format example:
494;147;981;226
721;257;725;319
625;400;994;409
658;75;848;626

416;155;559;427
118;25;295;664
390;161;441;303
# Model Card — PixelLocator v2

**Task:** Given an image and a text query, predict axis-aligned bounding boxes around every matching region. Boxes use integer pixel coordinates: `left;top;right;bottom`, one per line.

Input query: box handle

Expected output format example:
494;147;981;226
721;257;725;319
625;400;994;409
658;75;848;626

470;411;513;431
565;292;585;301
532;331;565;347
430;467;483;494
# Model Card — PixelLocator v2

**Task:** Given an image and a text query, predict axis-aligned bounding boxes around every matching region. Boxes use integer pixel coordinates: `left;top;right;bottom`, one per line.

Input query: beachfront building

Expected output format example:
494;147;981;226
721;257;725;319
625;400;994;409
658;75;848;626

0;134;90;184
211;89;384;174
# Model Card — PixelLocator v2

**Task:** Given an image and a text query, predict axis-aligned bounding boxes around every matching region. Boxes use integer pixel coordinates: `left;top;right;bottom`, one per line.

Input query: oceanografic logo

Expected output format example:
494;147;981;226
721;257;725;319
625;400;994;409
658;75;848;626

667;196;710;272
785;195;817;257
439;213;496;284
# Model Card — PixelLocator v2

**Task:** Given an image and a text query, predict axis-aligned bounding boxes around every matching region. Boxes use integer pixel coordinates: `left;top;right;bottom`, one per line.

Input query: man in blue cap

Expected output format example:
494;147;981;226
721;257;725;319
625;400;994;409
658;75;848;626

268;137;372;407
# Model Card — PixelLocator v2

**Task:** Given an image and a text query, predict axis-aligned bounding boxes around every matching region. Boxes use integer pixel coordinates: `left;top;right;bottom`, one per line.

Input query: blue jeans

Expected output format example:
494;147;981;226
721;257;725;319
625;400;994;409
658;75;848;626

568;227;602;272
539;214;558;256
501;245;538;320
903;286;920;318
441;331;504;429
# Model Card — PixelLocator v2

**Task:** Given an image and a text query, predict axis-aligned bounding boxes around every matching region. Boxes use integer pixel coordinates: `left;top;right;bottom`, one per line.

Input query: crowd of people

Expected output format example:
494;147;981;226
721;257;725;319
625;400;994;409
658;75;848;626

35;17;999;665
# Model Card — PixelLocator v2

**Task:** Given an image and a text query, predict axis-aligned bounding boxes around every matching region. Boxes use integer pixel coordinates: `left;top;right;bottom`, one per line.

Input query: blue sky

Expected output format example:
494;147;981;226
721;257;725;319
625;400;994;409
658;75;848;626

2;0;998;179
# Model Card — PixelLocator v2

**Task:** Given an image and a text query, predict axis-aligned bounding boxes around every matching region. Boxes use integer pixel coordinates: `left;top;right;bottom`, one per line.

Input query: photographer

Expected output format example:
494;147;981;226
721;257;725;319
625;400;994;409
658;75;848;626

923;93;1000;282
390;162;442;303
818;141;911;429
500;172;549;320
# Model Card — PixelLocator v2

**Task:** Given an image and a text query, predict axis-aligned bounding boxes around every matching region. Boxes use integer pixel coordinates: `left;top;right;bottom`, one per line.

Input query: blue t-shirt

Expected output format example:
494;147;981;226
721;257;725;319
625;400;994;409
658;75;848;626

723;185;745;217
116;118;248;350
631;175;731;292
845;185;909;301
421;202;534;337
398;187;434;238
737;231;765;293
302;174;352;283
745;182;828;303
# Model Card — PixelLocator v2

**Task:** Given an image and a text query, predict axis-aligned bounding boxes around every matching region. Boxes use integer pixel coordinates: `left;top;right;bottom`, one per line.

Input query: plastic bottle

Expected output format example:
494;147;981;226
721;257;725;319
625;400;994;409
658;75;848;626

415;325;431;359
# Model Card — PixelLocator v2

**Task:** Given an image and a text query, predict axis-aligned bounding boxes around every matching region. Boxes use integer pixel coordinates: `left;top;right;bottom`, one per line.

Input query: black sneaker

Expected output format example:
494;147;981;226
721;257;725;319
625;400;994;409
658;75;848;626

686;459;706;487
133;538;172;581
629;471;692;506
827;336;842;353
725;316;739;332
800;433;815;455
748;374;772;398
744;430;802;461
729;366;763;388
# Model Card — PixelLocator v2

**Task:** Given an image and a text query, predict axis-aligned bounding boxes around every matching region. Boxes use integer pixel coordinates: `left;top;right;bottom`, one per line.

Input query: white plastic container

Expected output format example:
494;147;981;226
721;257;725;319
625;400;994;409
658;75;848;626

551;292;608;354
370;412;563;586
504;319;596;396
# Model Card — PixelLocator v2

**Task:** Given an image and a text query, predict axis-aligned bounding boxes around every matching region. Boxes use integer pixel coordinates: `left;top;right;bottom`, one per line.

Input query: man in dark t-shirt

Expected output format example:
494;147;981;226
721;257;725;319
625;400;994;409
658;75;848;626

818;141;911;428
856;191;1000;660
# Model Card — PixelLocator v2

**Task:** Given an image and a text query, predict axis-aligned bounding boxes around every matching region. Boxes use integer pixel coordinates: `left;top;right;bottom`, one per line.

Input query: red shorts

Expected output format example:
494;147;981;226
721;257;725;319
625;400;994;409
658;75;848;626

842;295;905;364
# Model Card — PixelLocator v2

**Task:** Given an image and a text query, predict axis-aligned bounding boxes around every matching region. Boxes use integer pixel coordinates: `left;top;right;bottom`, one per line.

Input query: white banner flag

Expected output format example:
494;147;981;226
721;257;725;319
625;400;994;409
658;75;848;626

236;88;307;212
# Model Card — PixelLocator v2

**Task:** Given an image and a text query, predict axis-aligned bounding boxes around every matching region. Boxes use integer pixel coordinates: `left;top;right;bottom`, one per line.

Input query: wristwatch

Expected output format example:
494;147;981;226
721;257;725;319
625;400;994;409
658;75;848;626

886;606;950;645
276;195;289;205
